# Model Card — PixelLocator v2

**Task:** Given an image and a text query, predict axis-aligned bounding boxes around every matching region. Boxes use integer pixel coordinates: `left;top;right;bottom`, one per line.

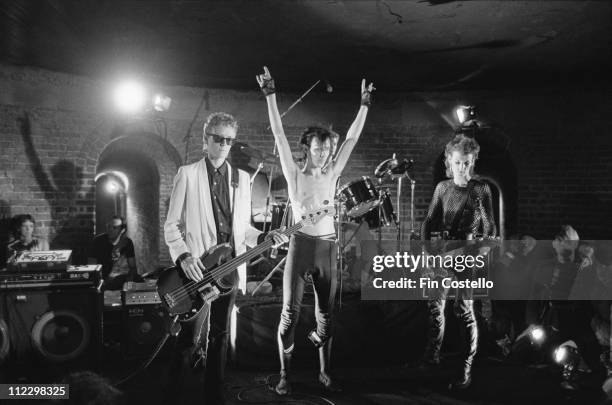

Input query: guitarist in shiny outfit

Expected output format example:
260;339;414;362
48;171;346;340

163;112;287;404
420;134;497;390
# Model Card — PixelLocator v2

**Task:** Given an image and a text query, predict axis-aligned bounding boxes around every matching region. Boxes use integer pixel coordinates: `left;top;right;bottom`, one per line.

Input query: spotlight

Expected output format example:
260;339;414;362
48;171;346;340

114;81;147;114
95;171;129;192
554;340;579;365
554;340;581;390
456;105;476;124
530;326;546;343
106;180;119;194
554;346;569;364
153;94;172;112
516;324;546;345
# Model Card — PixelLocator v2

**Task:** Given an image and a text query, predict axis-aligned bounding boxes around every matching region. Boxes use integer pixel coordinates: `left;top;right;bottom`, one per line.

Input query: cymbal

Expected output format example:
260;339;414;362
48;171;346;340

375;158;414;182
239;144;277;162
390;159;414;175
374;157;398;178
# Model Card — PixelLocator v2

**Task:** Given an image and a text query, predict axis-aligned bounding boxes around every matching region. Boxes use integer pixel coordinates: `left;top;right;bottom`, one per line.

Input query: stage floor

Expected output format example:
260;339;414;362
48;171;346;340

103;353;609;405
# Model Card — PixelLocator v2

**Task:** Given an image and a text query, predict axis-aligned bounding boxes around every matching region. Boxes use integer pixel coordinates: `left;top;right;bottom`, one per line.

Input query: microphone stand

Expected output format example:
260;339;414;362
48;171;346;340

265;80;322;130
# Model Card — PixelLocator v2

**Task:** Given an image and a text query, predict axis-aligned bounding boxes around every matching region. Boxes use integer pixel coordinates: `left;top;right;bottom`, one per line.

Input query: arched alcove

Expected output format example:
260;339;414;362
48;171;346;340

95;133;182;273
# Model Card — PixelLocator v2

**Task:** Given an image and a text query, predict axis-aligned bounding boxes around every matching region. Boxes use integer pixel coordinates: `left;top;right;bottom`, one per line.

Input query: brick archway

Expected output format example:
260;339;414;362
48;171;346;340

95;133;182;271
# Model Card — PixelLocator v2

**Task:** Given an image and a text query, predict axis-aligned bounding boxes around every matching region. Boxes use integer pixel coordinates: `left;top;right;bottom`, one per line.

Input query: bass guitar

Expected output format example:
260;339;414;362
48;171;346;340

157;205;333;322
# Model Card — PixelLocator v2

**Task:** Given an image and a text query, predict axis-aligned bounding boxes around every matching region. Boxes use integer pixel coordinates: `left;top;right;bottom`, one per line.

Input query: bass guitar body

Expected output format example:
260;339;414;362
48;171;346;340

157;244;235;322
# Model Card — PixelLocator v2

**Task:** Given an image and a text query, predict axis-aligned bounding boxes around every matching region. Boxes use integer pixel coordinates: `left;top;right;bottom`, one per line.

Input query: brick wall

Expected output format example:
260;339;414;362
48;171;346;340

1;65;611;270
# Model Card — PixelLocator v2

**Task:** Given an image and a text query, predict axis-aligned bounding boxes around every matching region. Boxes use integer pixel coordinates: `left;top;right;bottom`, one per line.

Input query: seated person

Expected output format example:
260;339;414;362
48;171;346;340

88;216;138;290
6;214;49;264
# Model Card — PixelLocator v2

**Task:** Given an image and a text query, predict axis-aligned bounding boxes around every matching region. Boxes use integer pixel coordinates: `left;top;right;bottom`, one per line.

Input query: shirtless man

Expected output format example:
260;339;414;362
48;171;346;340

257;66;374;394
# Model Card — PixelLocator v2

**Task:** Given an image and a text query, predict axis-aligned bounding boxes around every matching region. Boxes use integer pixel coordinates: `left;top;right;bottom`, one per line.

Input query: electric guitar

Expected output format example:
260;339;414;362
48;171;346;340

157;206;334;322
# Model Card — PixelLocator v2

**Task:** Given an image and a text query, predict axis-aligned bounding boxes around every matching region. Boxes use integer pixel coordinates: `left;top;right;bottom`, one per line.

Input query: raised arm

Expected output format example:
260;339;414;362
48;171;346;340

256;67;297;182
332;79;375;174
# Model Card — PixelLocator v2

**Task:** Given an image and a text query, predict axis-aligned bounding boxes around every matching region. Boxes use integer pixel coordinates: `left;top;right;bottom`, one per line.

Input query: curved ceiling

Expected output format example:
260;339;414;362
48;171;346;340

1;0;610;91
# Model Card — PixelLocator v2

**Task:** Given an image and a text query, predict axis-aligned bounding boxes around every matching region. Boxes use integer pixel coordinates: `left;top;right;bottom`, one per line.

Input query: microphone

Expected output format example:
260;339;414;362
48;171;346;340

324;80;333;93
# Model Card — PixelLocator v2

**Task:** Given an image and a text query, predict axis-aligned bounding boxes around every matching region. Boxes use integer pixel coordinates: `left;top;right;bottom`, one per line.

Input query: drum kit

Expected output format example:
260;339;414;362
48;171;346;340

337;153;416;248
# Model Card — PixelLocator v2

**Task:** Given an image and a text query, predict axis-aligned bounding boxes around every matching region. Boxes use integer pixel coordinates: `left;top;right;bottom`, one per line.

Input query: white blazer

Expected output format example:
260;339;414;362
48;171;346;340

164;158;261;292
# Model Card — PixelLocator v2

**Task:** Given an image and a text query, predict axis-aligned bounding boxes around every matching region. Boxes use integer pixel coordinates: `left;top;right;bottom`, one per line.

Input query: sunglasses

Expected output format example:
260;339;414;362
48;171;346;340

107;224;123;230
206;132;236;146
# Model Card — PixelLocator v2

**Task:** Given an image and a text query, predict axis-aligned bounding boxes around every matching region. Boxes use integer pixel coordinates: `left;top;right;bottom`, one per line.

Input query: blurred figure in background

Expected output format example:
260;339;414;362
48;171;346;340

88;215;138;290
6;214;49;264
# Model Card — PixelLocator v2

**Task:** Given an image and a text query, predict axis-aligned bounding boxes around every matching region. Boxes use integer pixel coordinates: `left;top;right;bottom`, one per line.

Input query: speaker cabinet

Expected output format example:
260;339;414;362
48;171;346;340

0;288;102;381
122;303;169;358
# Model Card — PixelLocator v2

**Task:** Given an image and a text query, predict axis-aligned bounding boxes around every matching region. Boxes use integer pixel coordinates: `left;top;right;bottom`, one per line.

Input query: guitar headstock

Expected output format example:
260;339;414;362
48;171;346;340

299;204;335;226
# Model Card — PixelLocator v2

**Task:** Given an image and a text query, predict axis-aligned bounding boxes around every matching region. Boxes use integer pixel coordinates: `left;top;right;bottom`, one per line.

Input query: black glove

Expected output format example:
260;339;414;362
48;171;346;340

258;75;276;96
361;88;374;107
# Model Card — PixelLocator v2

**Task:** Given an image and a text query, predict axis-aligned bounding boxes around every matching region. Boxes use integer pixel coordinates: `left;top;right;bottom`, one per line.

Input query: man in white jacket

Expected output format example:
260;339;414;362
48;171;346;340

164;112;286;404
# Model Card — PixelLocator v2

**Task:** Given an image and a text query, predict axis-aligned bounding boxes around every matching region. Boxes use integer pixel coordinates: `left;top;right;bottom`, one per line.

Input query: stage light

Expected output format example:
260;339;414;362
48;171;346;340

555;340;580;390
114;81;147;114
554;340;579;365
555;346;568;363
153;94;172;112
456;106;476;124
530;326;545;343
95;171;129;192
106;180;119;194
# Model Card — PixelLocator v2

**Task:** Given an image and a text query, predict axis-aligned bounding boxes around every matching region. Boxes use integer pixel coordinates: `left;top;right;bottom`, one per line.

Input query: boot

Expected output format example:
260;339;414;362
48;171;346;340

275;334;293;396
449;299;477;390
318;337;341;392
449;365;472;390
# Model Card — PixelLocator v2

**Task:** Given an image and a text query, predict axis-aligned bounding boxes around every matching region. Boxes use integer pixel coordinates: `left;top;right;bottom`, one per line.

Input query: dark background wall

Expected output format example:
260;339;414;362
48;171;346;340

1;64;611;270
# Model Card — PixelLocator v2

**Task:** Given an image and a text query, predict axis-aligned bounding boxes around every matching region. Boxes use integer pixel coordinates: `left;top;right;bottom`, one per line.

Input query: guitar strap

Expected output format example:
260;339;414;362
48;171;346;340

447;180;475;239
228;165;239;250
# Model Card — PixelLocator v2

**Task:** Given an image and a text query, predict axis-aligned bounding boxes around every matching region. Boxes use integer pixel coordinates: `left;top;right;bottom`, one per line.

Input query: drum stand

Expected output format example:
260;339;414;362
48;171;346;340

408;175;417;239
396;176;403;250
335;194;344;309
391;170;417;248
250;199;291;295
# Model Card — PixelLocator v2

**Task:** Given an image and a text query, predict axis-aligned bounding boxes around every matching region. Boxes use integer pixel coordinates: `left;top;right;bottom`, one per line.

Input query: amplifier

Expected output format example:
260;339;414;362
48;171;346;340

0;265;101;290
0;287;103;379
122;280;161;305
122;303;168;358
